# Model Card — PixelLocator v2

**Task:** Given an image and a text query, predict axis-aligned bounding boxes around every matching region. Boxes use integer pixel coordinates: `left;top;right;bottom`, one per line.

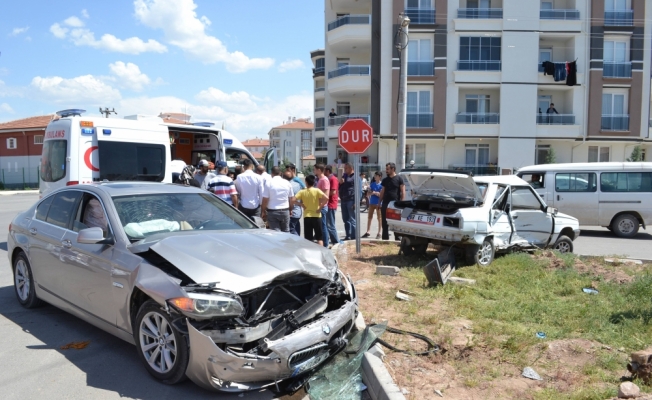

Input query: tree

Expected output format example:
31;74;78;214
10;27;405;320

627;145;643;162
545;147;557;164
302;164;314;177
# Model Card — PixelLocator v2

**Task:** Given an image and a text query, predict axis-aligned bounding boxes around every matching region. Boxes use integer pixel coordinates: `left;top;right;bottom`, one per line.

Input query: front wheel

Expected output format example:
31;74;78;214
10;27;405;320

466;239;494;267
134;300;189;384
552;235;573;254
611;214;639;238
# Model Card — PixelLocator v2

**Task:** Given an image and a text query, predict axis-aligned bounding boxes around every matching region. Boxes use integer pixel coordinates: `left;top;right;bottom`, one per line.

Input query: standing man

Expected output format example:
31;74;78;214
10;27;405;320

234;159;265;221
255;164;271;185
194;159;217;190
379;162;405;241
339;163;356;240
324;165;342;246
313;163;330;247
207;161;238;207
262;166;294;232
284;163;305;236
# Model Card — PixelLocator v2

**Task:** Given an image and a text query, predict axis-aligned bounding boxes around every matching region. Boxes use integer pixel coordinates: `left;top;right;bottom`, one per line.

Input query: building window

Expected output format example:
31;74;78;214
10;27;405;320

315;118;325;130
301;131;312;140
407;90;433;128
316;156;328;165
466;94;490;114
602;91;629;130
302;150;311;158
286;151;292;158
459;37;501;71
34;135;44;145
6;138;17;149
286;131;292;137
588;146;610;162
465;144;490;165
302;141;311;150
407;39;433;76
315;138;327;150
336;102;350;116
535;145;550;164
603;38;631;77
405;143;426;164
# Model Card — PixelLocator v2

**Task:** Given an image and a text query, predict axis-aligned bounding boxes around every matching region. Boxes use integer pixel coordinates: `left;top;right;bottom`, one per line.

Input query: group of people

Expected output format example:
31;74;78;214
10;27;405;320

177;158;407;247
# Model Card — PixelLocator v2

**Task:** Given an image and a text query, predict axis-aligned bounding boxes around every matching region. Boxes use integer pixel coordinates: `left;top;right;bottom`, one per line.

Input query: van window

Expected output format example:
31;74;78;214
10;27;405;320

40;140;67;182
555;173;597;192
98;142;166;181
520;173;545;189
600;172;652;192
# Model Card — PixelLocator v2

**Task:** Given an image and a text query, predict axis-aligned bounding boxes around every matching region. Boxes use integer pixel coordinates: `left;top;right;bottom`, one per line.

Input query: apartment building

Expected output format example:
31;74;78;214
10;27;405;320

314;0;652;174
267;117;315;168
241;138;269;161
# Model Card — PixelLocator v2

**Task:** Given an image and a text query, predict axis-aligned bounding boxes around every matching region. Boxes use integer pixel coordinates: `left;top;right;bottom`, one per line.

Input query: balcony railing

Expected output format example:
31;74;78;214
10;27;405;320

328;114;370;126
456;113;500;124
315;125;325;131
315;107;325;112
408;61;434;76
601;115;630;131
457;8;503;19
327;14;371;31
536;114;576;125
449;164;499;176
313;67;325;74
328;65;370;79
407;113;434;128
458;60;501;71
603;61;632;78
404;8;435;24
604;10;633;26
315;87;325;92
540;9;580;20
315;146;328;151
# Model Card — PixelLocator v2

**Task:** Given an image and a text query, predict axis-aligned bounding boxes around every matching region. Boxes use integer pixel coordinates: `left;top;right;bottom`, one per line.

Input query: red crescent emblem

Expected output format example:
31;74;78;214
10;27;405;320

84;146;99;172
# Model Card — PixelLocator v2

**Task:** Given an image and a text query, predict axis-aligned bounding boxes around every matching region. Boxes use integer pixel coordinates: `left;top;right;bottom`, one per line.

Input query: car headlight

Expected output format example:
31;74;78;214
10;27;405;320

168;293;244;319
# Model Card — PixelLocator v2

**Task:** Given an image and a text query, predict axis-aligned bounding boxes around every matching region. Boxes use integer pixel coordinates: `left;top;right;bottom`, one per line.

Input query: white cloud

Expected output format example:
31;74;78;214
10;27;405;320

10;26;29;36
195;87;258;112
278;59;304;73
133;0;274;73
64;16;85;28
81;9;90;18
30;75;121;105
0;103;15;114
108;61;151;91
50;23;68;39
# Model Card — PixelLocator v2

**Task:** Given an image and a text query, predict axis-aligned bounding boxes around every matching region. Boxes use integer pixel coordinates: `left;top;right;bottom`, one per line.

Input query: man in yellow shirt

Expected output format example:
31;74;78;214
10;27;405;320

295;175;329;246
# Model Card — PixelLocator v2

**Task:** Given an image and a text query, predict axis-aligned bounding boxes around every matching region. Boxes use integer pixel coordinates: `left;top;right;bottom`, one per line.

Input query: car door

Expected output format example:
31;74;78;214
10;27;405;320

553;172;598;225
28;190;83;297
489;185;513;249
509;186;553;247
59;192;118;324
263;148;277;174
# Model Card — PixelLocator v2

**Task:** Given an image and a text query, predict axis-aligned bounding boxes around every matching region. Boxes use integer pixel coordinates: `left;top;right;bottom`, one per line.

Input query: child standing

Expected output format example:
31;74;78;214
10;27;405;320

295;175;329;246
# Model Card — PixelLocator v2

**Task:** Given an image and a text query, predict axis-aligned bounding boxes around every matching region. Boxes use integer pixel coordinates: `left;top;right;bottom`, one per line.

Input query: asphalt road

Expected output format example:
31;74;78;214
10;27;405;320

0;193;650;399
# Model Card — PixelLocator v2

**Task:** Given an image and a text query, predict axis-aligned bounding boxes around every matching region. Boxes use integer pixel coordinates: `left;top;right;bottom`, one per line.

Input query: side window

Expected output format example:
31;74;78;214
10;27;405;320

46;191;82;229
492;185;509;211
511;186;543;211
35;196;54;221
73;194;109;235
520;173;545;189
555;173;597;192
601;172;652;192
98;142;166;182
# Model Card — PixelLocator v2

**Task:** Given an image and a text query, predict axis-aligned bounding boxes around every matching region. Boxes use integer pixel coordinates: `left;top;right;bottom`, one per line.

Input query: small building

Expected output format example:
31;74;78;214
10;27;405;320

241;138;270;161
301;154;316;170
267;117;314;167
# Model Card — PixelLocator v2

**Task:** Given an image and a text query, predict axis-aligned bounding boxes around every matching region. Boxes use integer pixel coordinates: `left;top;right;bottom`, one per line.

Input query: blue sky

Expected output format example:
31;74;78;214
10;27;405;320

0;0;324;139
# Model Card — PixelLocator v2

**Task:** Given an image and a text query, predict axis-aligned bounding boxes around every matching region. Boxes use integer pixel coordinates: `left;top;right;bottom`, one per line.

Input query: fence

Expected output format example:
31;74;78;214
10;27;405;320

0;167;40;190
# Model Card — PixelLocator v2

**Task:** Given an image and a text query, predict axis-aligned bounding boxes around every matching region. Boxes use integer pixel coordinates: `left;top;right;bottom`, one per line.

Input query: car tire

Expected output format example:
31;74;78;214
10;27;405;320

134;300;189;385
552;235;573;254
611;214;639;238
13;252;42;308
467;239;494;267
400;238;427;256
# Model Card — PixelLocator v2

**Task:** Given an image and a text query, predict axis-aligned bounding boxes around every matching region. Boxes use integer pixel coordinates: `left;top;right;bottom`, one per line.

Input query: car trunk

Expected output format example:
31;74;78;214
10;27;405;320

394;171;483;214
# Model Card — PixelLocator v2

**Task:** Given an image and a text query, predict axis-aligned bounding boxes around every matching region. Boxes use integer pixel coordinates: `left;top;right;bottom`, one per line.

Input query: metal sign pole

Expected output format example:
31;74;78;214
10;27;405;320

354;154;361;254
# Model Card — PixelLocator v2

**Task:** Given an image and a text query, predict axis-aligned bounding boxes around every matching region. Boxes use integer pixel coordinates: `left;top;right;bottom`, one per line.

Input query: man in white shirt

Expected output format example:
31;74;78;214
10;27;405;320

261;166;295;232
235;159;265;221
255;165;271;185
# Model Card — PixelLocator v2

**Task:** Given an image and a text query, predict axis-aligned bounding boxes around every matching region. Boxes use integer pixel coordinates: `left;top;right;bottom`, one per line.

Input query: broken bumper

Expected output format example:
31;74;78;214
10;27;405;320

388;220;478;244
185;300;358;392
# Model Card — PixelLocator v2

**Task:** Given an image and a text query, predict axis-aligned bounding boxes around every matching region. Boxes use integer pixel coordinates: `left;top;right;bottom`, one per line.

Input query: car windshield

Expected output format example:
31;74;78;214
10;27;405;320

112;193;256;240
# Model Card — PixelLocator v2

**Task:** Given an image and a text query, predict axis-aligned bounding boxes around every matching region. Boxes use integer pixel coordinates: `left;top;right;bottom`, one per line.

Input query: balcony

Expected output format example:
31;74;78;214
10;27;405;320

457;8;503;19
456;113;500;124
328;114;370;126
536;114;575;125
408;61;434;76
604;10;633;26
449;164;499;176
315;107;325;112
328;65;370;79
603;62;632;78
458;60;501;71
601;115;630;131
540;9;580;20
327;65;371;97
327;15;371;53
314;87;325;92
404;8;435;24
407;113;434;128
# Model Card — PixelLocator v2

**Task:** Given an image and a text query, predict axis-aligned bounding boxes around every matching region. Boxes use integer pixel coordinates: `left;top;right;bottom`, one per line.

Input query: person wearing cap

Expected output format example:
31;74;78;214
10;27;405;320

284;163;305;236
235;159;265;221
261;166;295;232
194;159;217;190
207;161;238;207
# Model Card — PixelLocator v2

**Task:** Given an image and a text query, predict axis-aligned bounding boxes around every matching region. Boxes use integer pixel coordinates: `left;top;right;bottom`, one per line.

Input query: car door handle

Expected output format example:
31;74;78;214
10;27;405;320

61;240;72;249
29;228;37;235
557;195;560;201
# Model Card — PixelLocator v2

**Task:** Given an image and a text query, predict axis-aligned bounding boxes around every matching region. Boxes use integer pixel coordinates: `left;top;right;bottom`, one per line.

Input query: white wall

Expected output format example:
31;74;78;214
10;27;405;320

498;138;536;172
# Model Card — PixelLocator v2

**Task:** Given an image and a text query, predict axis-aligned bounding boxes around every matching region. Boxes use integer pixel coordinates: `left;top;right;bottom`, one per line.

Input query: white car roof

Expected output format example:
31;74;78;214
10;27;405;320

473;175;529;186
518;162;652;172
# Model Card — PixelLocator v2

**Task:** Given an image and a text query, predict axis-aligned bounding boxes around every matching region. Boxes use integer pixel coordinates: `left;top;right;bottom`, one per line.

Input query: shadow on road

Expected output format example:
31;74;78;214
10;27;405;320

0;285;274;399
579;229;652;241
0;242;7;252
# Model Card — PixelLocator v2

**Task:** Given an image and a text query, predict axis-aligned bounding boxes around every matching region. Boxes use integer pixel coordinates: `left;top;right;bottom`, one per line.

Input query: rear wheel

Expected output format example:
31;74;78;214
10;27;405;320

400;238;428;256
611;214;639;238
13;253;42;308
552;235;573;254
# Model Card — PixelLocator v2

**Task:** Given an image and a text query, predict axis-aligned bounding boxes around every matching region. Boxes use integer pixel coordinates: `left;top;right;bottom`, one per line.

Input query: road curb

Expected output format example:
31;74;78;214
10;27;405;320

0;190;39;196
577;254;652;264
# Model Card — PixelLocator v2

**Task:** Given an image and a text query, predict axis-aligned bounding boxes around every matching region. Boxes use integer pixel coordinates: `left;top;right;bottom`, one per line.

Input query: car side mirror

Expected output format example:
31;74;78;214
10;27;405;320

78;227;112;244
546;206;558;216
252;216;267;229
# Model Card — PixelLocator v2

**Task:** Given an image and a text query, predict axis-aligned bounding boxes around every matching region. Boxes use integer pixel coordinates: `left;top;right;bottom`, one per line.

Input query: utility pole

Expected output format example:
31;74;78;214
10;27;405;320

99;107;117;118
395;13;410;171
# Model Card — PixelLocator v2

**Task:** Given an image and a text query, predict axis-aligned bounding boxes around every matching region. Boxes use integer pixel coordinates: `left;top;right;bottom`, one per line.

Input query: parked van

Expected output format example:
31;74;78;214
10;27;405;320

40;109;275;196
516;162;652;237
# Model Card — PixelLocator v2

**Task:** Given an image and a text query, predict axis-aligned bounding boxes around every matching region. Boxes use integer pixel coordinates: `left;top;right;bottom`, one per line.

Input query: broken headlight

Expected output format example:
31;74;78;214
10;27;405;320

168;293;244;320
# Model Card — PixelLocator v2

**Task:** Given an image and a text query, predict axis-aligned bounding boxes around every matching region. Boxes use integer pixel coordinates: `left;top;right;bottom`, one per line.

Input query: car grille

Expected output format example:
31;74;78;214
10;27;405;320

288;343;328;369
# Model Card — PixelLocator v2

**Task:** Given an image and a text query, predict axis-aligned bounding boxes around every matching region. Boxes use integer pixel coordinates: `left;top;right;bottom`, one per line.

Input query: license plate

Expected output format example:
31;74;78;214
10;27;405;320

407;214;435;225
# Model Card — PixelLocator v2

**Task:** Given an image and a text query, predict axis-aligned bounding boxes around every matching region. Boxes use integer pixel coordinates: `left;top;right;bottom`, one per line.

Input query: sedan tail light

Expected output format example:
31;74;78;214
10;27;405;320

386;208;402;221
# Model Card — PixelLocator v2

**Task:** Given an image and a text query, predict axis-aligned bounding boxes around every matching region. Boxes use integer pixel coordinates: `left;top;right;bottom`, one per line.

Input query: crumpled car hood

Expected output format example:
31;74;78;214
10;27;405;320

140;230;337;293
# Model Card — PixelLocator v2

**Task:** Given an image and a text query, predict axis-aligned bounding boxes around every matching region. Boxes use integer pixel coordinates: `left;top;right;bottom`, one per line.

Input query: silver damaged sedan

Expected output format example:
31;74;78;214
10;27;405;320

8;182;357;392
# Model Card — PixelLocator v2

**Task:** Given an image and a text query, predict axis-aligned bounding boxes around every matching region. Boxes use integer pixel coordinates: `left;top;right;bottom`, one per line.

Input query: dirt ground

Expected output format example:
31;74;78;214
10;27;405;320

337;242;640;400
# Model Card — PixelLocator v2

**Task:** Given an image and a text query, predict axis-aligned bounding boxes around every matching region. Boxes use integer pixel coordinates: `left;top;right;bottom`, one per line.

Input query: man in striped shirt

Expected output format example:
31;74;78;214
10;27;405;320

207;161;238;207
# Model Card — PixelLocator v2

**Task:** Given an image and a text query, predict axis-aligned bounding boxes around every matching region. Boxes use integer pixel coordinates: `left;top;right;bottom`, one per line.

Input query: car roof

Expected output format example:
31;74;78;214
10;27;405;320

473;175;529;186
517;162;652;172
74;182;207;196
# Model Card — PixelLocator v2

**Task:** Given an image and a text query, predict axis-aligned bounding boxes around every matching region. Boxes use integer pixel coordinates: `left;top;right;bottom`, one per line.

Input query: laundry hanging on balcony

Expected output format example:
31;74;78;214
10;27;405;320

566;61;577;86
541;61;555;76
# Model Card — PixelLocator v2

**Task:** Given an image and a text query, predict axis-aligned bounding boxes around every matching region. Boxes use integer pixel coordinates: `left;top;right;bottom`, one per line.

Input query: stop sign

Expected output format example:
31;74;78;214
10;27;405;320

338;119;373;154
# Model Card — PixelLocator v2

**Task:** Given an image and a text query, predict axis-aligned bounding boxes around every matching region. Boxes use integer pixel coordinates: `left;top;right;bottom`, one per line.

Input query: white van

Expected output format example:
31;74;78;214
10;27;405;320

40;109;274;196
517;162;652;237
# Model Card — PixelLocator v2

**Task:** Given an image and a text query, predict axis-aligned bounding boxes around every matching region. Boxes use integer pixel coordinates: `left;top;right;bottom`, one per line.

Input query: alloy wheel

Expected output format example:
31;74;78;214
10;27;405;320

139;311;177;374
14;259;30;301
555;241;571;253
477;242;493;265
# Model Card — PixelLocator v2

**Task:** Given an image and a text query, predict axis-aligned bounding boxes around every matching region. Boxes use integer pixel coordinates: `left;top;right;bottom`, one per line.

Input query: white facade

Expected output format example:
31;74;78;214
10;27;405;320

268;119;315;167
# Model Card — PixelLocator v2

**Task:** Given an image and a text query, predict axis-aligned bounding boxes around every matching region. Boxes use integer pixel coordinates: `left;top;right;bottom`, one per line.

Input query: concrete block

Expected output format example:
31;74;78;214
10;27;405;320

605;258;643;265
367;343;386;360
631;347;652;365
362;353;406;400
448;277;476;285
376;265;400;276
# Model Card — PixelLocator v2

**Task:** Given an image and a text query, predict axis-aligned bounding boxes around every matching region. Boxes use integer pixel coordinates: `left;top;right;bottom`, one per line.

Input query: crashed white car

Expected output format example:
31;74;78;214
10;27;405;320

386;171;580;266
